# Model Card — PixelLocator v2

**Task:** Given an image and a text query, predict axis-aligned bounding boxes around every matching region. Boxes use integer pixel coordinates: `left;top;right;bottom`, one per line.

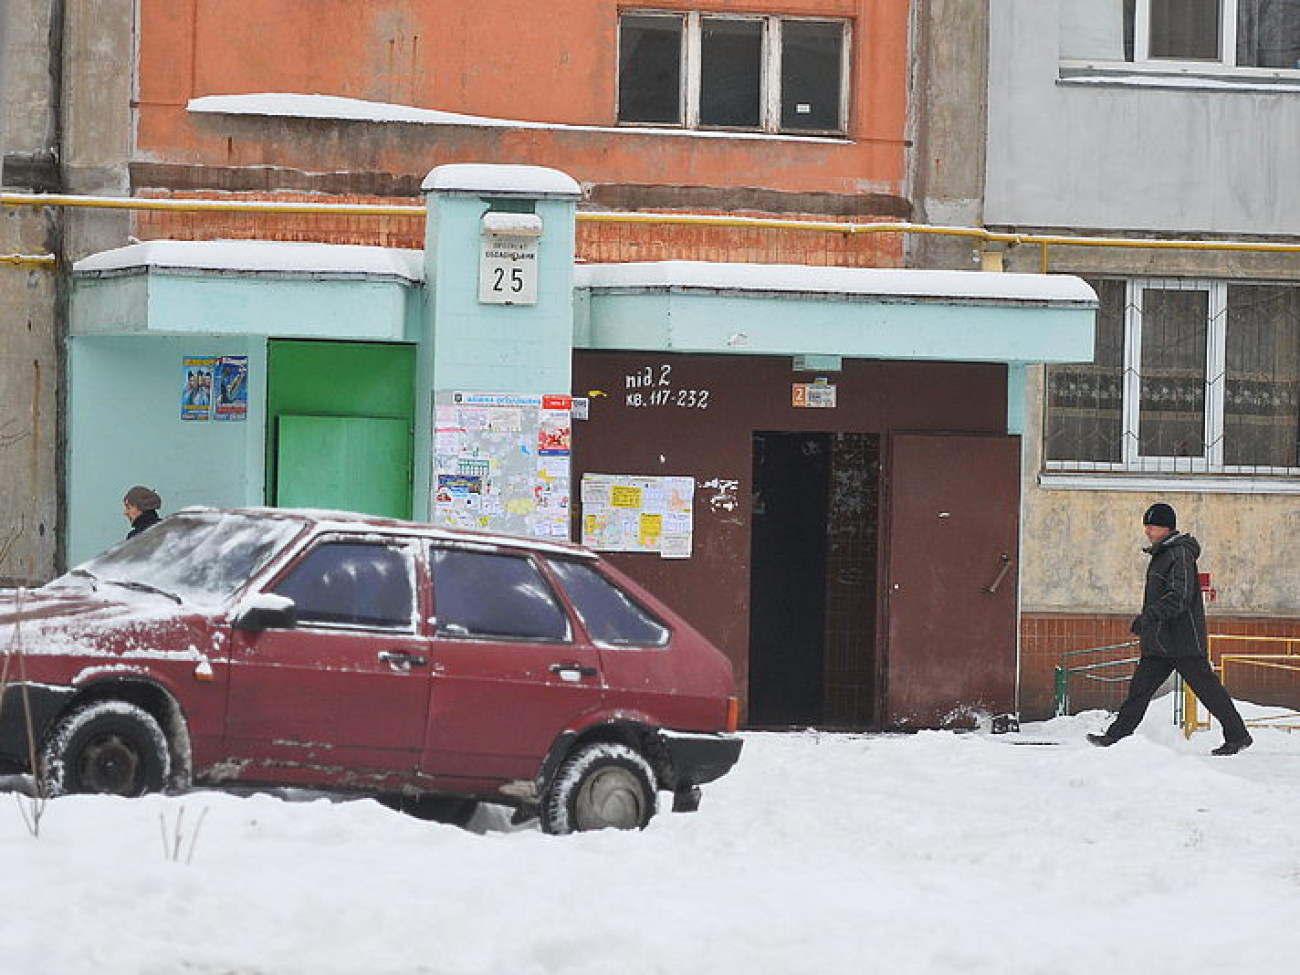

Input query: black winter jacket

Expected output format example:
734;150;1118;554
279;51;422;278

1131;532;1207;658
127;508;161;540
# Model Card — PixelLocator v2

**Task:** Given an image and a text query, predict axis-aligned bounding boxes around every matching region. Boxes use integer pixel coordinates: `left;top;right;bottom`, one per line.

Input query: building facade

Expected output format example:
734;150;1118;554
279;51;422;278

984;0;1300;717
12;1;1208;726
65;168;1094;731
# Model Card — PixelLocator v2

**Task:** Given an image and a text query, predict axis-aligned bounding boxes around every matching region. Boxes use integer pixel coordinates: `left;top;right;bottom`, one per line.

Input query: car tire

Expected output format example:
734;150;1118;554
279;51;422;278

39;701;171;798
541;742;657;835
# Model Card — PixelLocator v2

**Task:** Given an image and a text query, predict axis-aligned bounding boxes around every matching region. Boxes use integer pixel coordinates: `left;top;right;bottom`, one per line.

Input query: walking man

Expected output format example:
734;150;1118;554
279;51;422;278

1088;503;1252;756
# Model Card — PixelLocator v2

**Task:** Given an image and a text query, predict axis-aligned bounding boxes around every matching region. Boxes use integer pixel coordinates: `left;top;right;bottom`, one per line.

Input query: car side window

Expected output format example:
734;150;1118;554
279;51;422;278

546;558;671;648
272;541;414;630
431;547;570;642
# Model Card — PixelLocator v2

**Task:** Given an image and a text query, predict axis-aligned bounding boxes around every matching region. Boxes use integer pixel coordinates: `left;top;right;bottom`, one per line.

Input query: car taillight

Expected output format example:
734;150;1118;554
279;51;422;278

724;696;739;733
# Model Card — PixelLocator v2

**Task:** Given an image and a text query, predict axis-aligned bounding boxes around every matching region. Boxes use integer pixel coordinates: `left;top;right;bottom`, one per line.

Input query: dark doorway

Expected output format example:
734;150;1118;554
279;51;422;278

749;431;880;727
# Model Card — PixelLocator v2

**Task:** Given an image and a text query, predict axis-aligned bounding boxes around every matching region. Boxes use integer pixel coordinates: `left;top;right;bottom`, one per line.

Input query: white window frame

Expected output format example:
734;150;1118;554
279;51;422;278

620;10;850;135
1060;0;1300;82
1133;0;1237;67
1046;278;1300;478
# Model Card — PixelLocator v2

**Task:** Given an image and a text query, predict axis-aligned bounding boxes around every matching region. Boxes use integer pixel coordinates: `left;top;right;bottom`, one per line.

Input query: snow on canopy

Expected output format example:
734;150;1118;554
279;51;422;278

73;240;425;282
71;244;1095;308
576;260;1099;306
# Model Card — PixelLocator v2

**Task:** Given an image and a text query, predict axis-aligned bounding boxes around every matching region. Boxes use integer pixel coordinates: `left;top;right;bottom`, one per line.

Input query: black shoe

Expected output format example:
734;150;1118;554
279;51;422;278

1087;733;1118;748
1211;735;1253;756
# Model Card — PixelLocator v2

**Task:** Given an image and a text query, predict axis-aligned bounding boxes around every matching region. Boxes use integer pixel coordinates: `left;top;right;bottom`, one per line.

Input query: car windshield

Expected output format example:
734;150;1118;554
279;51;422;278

47;511;305;608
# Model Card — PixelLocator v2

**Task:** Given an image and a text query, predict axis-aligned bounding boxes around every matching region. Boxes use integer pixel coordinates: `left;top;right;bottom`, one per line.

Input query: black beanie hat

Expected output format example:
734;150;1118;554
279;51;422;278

1142;502;1177;530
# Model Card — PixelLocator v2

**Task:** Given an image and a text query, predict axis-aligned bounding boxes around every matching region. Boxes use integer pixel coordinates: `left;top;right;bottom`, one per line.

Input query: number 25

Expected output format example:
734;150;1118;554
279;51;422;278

494;267;524;293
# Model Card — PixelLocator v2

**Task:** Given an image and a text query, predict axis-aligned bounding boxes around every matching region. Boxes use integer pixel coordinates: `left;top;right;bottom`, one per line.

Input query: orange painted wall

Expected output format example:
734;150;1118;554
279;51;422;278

135;0;911;198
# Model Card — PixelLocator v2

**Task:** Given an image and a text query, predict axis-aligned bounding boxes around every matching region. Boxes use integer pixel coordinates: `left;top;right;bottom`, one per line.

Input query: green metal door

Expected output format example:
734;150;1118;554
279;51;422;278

267;340;417;519
276;414;412;519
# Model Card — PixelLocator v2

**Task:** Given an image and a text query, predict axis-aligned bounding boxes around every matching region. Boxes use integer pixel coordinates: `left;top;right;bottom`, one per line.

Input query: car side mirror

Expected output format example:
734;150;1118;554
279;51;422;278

233;592;297;631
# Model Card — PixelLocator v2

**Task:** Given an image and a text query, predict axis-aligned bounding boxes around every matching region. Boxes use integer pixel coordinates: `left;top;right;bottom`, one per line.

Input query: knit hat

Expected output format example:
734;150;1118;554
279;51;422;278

1142;502;1176;530
124;485;162;512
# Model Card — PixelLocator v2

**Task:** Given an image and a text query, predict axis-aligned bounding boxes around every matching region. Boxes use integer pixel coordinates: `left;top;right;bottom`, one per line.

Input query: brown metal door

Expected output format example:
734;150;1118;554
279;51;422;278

883;433;1020;728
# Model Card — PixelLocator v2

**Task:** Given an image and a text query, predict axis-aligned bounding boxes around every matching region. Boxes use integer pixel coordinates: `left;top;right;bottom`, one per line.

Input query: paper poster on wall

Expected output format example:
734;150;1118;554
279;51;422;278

581;474;694;558
432;392;572;540
180;356;215;420
212;356;249;422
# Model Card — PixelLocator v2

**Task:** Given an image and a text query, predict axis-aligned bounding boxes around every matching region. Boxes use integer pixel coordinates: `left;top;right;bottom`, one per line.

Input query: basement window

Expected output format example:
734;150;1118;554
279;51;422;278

617;11;849;135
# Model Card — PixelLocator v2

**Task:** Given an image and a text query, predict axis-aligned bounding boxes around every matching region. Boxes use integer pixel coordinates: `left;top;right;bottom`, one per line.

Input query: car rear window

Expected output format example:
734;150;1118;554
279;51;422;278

431;547;570;642
546;558;671;648
273;541;415;630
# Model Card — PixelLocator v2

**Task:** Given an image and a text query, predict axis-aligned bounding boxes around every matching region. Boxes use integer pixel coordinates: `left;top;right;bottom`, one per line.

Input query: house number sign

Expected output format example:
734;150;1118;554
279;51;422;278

479;235;539;305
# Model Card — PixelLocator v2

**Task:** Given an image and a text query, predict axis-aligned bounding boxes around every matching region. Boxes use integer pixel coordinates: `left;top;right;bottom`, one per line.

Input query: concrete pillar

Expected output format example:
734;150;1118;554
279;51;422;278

412;163;581;526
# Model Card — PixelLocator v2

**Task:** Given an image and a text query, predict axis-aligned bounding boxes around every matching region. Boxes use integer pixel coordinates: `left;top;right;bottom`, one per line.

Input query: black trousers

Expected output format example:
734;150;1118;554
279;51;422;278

1107;655;1249;742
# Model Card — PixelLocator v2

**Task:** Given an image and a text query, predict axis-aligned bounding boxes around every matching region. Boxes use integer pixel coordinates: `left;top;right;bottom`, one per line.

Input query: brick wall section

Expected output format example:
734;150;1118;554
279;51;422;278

577;213;904;267
131;191;905;267
133;191;425;249
1021;611;1300;721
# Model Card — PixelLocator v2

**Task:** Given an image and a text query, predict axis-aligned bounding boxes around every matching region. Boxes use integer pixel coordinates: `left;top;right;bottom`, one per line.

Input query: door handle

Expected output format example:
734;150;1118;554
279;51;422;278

549;662;598;680
984;554;1013;594
378;650;429;669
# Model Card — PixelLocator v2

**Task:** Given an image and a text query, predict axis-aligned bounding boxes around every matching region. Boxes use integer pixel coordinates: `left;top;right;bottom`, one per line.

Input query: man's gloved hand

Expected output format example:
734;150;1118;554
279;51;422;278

1129;614;1148;635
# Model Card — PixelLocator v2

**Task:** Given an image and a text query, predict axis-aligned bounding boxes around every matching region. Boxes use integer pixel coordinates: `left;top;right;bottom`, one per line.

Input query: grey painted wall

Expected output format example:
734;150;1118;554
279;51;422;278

986;0;1300;236
1;1;133;584
908;0;990;270
1;1;59;585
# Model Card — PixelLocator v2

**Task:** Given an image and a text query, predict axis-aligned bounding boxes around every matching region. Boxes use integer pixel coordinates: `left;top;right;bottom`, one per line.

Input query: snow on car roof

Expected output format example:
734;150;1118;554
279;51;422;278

175;507;595;559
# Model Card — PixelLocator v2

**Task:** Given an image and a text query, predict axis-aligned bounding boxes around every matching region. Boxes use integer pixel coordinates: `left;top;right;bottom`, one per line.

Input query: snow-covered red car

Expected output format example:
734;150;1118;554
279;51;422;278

0;508;741;832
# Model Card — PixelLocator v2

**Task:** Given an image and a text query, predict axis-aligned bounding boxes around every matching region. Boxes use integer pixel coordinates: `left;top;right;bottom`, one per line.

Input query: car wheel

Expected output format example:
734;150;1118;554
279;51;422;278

541;742;657;835
39;701;171;798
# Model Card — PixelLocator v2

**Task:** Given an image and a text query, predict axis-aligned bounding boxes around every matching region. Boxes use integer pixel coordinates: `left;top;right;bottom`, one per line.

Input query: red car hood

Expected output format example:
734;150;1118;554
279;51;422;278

0;587;213;659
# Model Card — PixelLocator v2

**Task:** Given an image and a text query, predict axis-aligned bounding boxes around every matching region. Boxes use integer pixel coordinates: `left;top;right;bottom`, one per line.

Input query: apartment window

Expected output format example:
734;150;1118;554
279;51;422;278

617;11;848;134
1060;0;1300;69
1045;279;1300;474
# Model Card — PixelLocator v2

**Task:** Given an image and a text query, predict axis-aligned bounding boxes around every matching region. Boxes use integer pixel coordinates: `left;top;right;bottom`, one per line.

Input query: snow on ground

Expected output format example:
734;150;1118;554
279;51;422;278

5;697;1300;975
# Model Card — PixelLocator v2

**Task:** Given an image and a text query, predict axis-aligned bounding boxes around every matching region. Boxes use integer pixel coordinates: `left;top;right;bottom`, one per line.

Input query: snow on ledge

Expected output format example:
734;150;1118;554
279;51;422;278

187;93;853;145
574;261;1099;306
74;240;425;282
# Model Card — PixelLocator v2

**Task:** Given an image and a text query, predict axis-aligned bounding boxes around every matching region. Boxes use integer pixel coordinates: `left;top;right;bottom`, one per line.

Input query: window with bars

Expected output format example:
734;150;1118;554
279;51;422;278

617;11;848;134
1045;279;1300;474
1060;0;1300;70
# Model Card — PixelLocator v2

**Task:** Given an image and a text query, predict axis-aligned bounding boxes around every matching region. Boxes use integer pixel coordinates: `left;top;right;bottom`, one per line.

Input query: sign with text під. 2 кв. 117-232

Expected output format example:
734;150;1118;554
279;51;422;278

580;474;694;559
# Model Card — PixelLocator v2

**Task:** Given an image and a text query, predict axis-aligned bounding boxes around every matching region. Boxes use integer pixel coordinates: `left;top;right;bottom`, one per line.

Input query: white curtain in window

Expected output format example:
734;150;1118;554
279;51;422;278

1061;0;1127;59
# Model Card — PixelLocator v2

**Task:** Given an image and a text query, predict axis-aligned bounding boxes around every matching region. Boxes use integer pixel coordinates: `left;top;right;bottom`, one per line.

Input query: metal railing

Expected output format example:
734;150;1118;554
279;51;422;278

1180;635;1300;737
1053;641;1140;717
1056;634;1300;735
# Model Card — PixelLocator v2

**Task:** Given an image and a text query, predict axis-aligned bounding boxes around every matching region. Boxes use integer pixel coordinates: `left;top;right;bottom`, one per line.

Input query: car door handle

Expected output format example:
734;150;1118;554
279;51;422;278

378;650;429;669
549;662;598;680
